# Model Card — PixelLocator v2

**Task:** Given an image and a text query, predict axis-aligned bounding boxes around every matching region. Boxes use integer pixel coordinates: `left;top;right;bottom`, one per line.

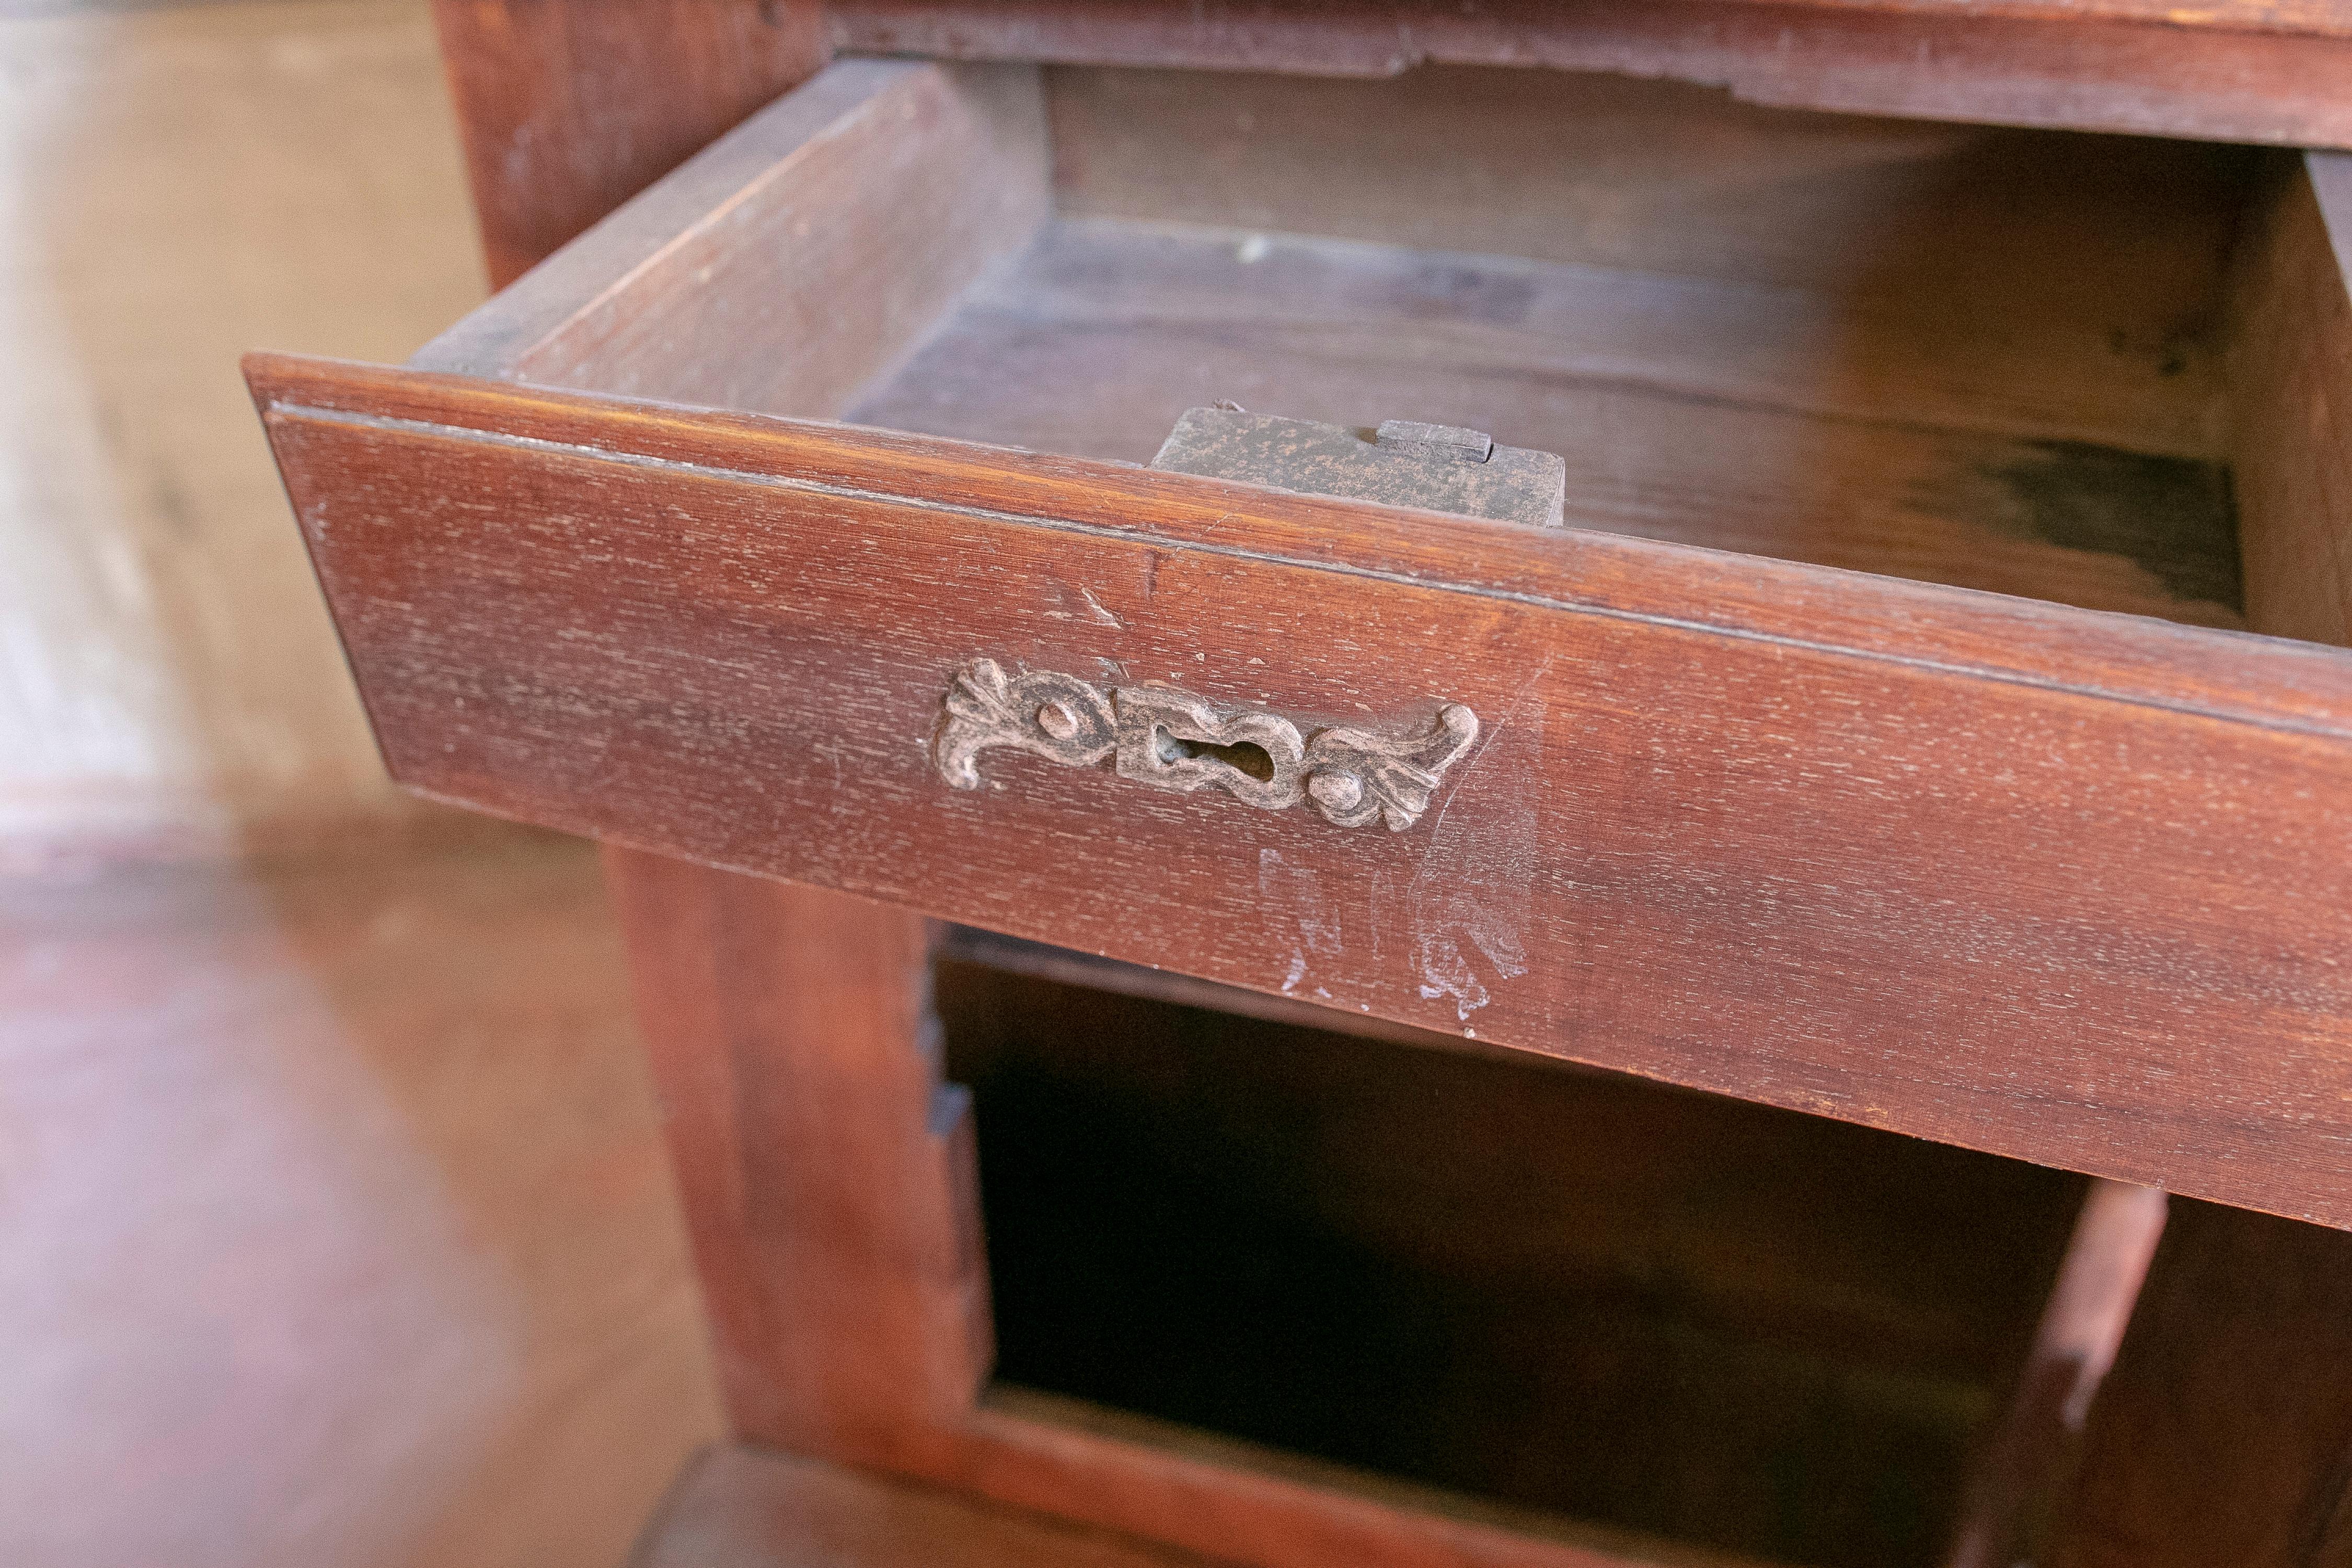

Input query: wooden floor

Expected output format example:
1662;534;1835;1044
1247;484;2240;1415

0;0;488;856
0;824;720;1568
848;217;2245;628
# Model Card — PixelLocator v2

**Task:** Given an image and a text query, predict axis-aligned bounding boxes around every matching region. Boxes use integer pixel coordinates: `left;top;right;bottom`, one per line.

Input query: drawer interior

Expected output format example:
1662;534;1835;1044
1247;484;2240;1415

855;65;2259;629
433;52;2343;644
436;54;2346;641
933;939;2131;1568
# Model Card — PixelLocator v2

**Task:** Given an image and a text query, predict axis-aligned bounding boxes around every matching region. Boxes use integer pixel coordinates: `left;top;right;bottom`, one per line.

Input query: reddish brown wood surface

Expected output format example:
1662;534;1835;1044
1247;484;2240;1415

430;0;827;290
1942;1182;2167;1568
421;59;2263;631
632;1443;1217;1568
606;854;1789;1568
946;1394;1775;1568
248;353;2352;1229
2042;1200;2352;1568
601;849;988;1461
2230;154;2352;649
2026;154;2352;1568
1758;0;2352;29
417;59;1051;419
412;18;1816;1568
832;0;2352;149
1036;64;2252;463
848;215;2244;626
380;25;2352;1565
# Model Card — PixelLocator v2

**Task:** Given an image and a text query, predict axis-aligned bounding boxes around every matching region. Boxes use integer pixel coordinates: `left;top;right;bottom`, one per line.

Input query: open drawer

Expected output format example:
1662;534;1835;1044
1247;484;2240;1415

247;58;2352;1226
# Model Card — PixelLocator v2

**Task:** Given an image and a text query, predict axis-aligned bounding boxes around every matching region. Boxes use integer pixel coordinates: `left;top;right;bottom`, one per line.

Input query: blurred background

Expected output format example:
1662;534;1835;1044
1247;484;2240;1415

0;4;719;1563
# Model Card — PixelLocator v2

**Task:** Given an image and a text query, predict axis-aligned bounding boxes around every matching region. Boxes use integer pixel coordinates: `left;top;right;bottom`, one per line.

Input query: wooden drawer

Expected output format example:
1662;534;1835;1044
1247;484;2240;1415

248;57;2352;1226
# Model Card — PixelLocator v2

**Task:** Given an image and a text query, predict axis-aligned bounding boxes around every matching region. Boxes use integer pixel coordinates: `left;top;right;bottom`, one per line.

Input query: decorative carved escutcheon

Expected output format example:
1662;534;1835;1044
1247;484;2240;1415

933;659;1478;831
1301;705;1481;831
935;660;1116;789
1113;683;1307;813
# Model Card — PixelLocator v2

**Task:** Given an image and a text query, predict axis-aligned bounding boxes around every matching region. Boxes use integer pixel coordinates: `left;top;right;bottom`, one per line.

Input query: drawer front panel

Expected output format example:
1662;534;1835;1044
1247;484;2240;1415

253;357;2352;1227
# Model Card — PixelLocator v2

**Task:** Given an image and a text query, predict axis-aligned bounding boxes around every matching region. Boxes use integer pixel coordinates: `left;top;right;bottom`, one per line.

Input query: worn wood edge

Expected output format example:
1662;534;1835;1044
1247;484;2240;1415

246;351;2352;1230
626;1440;1219;1567
1941;1182;2169;1568
426;0;833;292
1740;0;2352;37
2315;150;2352;273
412;58;958;381
2225;153;2352;649
932;924;1620;1069
513;59;1050;414
240;352;2352;742
2038;1200;2352;1567
628;1431;1775;1568
949;1391;1788;1568
828;0;2352;149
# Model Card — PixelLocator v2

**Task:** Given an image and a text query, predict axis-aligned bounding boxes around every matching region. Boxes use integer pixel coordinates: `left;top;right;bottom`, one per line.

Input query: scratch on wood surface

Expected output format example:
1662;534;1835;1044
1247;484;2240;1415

1078;586;1123;627
1261;847;1342;995
1411;669;1544;1020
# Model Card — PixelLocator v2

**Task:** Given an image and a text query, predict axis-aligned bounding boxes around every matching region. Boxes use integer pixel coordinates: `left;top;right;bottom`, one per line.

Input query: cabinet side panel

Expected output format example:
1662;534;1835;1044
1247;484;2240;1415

429;0;828;291
2044;1201;2352;1568
833;0;2352;148
601;849;990;1456
2229;153;2352;648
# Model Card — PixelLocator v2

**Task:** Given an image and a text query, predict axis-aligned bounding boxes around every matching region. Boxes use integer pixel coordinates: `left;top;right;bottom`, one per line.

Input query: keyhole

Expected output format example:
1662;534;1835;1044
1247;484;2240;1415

1156;728;1275;782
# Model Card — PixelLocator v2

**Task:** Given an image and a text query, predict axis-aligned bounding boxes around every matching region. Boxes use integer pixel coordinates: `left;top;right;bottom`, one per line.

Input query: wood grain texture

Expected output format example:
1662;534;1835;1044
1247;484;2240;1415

1754;0;2352;30
0;828;720;1568
247;355;2352;1229
333;32;2352;1565
599;849;990;1462
419;59;1051;420
631;1443;1217;1568
403;19;1790;1568
429;0;827;291
597;866;1783;1568
948;1393;1780;1568
829;0;2352;149
847;217;2244;625
425;60;2261;626
2229;154;2352;649
1042;63;2250;457
2041;1201;2352;1568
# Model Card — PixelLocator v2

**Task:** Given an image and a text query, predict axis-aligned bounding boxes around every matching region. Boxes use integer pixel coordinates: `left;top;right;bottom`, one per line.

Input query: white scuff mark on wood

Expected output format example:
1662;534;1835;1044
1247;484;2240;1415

1411;667;1546;1021
1078;586;1122;628
1260;848;1343;992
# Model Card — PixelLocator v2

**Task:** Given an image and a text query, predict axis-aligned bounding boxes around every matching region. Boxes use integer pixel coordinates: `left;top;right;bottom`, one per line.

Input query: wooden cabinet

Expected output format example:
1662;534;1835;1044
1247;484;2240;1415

248;5;2352;1565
